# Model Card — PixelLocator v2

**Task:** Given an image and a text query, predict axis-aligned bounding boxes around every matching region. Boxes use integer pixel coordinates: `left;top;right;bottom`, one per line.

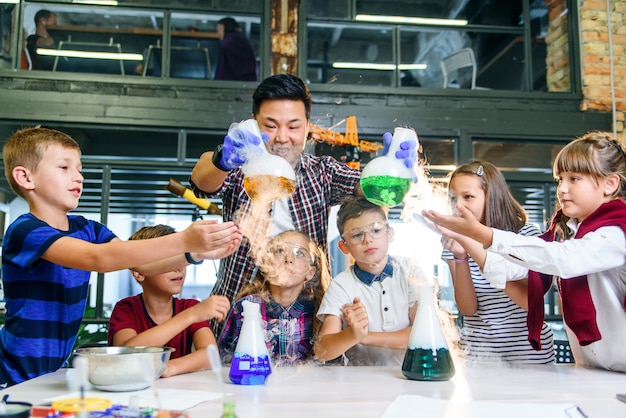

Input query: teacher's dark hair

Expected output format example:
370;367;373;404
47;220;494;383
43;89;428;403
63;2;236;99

252;74;311;121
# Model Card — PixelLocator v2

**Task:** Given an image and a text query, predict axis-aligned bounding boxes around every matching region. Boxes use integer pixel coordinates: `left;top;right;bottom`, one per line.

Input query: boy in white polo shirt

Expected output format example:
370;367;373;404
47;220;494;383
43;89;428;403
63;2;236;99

314;196;427;365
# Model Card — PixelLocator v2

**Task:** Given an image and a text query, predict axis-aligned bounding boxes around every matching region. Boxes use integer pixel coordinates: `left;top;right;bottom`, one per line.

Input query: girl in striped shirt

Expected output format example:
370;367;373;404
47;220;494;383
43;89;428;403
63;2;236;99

439;161;555;364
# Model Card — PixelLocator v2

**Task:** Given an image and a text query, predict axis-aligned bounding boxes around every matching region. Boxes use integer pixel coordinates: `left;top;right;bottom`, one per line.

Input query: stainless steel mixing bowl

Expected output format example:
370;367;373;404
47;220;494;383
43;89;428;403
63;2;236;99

72;346;175;392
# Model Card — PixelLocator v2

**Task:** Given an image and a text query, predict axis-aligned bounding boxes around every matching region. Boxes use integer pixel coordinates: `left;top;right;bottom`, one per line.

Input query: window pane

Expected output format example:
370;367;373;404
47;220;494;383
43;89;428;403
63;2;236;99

308;20;550;91
306;0;351;19
115;0;262;12
472;140;565;172
306;1;567;93
307;23;394;86
356;0;523;27
400;28;540;91
24;4;162;75
1;4;17;70
214;0;262;12
166;13;260;80
420;138;456;167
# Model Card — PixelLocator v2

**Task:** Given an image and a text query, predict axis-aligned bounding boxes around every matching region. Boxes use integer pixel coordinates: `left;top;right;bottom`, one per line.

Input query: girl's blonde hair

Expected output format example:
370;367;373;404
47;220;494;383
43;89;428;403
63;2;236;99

236;230;331;335
450;160;527;232
552;131;626;240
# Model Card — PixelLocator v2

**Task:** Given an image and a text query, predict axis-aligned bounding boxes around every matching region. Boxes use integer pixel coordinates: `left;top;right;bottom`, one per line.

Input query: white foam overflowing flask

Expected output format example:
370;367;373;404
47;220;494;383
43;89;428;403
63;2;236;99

228;300;272;385
402;284;455;381
360;127;417;207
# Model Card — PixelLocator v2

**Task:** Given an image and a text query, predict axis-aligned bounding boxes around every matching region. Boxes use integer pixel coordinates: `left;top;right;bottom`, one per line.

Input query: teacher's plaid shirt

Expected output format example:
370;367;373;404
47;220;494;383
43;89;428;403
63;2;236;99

191;152;360;330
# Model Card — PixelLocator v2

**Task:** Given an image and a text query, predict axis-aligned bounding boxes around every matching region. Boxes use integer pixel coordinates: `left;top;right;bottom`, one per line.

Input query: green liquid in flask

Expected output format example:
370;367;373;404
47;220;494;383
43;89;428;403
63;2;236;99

361;175;411;207
401;347;455;381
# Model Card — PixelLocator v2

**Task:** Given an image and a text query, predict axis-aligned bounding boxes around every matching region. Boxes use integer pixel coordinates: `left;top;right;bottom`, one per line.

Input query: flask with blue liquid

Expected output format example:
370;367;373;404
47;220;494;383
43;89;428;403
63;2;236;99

229;300;272;385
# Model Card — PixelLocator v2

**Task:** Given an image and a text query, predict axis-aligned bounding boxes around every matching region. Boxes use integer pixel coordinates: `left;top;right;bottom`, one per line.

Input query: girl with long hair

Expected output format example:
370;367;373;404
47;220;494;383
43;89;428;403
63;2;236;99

218;230;330;365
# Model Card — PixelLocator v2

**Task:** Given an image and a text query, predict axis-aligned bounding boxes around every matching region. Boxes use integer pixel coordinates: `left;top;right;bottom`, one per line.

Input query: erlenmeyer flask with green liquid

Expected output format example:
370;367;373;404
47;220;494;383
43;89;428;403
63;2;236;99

402;284;455;381
360;127;417;207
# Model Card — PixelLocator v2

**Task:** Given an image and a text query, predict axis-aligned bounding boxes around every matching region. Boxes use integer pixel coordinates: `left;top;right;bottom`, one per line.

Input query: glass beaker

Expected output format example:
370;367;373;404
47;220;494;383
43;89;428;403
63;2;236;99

402;284;455;381
229;300;272;385
232;119;297;204
360;127;417;207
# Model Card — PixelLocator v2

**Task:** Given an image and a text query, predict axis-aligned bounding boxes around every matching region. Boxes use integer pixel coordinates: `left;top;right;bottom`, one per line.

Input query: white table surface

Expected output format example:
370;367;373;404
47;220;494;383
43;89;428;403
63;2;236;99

3;362;625;417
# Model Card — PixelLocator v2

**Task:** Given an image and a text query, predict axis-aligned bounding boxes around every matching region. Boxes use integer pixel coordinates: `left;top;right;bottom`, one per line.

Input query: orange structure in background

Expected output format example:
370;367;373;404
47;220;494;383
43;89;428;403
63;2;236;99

308;115;383;169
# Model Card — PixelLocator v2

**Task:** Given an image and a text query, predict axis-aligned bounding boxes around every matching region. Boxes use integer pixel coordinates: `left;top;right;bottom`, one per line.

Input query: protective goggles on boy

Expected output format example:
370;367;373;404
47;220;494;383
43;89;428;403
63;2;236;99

267;242;314;264
341;222;389;245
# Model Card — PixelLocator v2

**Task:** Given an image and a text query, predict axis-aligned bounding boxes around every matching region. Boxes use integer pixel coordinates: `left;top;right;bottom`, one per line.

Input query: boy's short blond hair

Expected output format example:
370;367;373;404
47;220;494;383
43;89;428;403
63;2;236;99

3;126;81;198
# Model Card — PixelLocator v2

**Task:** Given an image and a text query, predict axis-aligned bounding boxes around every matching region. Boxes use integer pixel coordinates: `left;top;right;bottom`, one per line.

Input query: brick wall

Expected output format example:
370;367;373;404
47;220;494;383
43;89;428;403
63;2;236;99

578;0;625;139
545;0;571;93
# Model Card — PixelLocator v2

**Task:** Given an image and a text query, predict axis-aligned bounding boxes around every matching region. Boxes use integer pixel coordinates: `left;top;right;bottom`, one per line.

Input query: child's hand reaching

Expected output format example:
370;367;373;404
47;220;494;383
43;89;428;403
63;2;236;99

191;221;242;261
422;205;493;247
343;297;369;342
193;295;231;323
183;220;242;255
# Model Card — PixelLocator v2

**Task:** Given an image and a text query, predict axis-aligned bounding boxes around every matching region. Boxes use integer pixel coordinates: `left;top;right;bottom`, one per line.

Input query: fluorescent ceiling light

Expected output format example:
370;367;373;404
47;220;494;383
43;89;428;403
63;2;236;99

73;0;118;5
356;14;468;26
398;64;428;70
332;62;427;71
0;0;19;3
37;48;143;61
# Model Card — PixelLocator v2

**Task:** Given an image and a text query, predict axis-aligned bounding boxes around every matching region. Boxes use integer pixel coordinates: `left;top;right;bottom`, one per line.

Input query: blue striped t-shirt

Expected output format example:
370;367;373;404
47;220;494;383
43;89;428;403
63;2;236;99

0;213;116;386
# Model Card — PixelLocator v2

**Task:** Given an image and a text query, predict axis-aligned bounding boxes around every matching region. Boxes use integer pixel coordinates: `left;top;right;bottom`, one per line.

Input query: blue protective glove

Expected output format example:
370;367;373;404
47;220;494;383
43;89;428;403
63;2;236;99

220;129;268;170
382;131;418;169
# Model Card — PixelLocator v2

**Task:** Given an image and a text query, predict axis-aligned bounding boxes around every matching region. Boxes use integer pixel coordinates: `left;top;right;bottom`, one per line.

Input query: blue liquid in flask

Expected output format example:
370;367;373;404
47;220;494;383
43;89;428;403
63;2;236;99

229;352;272;385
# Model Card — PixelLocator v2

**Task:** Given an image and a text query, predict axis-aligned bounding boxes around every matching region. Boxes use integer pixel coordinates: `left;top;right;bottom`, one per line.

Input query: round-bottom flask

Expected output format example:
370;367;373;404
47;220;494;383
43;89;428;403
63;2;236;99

242;170;296;203
360;127;417;207
233;119;297;204
402;284;455;381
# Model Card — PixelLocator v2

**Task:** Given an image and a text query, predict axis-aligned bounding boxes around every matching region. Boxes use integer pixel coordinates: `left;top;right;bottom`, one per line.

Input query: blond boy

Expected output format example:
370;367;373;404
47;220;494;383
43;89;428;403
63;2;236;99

0;127;241;386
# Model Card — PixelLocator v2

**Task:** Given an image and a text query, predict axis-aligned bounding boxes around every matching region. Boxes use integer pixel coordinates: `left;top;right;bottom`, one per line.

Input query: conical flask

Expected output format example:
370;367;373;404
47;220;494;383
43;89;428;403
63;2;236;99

232;119;297;204
360;127;417;207
402;284;455;381
229;300;272;385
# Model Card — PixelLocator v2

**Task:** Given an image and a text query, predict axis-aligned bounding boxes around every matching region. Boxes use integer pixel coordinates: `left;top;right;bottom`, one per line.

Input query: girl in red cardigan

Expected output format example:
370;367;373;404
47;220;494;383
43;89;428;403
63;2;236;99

423;132;626;372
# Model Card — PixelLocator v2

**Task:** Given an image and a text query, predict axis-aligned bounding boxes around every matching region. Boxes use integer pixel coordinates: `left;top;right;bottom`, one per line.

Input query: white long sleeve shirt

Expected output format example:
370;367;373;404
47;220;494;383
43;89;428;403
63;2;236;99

482;222;626;371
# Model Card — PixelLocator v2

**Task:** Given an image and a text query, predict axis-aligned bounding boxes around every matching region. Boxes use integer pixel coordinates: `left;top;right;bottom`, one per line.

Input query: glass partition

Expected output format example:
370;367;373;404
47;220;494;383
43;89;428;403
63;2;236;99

306;0;565;92
0;3;17;71
306;22;394;86
19;3;261;80
472;139;565;173
24;4;162;75
355;0;524;27
115;0;262;12
420;138;456;168
163;12;260;80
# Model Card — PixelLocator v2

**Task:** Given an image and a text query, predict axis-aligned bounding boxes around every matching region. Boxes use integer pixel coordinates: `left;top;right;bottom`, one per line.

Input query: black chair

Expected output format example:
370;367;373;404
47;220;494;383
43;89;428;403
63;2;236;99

142;45;211;79
554;339;574;363
53;38;125;75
